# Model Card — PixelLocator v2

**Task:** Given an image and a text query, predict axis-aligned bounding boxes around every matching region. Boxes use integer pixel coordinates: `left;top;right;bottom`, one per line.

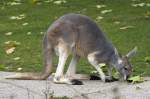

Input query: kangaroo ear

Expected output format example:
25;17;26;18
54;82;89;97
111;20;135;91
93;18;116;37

114;47;122;57
114;47;119;57
126;47;137;58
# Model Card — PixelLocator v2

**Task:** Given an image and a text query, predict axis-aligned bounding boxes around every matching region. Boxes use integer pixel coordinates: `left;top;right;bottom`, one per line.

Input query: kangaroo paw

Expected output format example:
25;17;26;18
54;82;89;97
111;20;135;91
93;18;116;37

71;79;83;85
53;76;83;85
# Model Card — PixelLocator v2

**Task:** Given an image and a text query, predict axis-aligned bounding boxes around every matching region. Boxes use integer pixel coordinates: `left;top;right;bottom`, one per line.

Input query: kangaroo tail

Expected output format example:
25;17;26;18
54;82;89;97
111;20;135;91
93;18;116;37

5;72;51;80
5;33;53;80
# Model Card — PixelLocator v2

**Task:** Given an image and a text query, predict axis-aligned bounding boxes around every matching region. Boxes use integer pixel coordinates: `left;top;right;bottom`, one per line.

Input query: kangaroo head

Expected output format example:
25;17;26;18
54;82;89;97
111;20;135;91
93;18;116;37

114;47;137;80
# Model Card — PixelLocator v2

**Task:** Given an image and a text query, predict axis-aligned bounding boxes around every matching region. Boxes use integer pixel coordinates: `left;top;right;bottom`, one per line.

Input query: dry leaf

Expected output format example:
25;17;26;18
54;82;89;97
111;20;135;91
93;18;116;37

7;2;21;6
132;0;137;1
96;5;106;9
17;67;22;71
101;9;112;14
113;72;120;79
5;32;13;36
19;14;25;17
144;56;150;62
4;41;20;46
53;0;66;5
120;26;134;30
27;32;31;35
9;14;26;20
22;22;29;26
99;63;106;67
147;3;150;7
128;76;144;83
6;47;15;54
15;0;21;2
40;32;44;35
114;21;120;24
9;16;17;20
44;0;52;3
13;57;20;60
96;16;104;21
91;70;98;74
131;3;150;7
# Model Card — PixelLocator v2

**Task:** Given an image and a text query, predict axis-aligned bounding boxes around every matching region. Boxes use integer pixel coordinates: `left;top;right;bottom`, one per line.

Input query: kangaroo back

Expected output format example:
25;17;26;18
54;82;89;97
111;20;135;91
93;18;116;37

47;13;115;60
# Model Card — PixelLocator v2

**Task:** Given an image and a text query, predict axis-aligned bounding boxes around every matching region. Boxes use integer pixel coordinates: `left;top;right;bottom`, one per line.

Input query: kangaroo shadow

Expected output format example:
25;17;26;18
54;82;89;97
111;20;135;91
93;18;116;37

90;75;119;82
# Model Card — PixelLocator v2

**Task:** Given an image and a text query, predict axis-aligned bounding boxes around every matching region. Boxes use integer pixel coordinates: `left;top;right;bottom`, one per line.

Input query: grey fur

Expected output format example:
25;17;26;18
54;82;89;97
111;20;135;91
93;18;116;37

6;13;136;83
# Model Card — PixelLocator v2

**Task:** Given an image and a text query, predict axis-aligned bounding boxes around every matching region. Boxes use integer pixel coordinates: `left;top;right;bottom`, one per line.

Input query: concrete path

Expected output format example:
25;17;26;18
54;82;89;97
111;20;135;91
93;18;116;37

0;72;150;99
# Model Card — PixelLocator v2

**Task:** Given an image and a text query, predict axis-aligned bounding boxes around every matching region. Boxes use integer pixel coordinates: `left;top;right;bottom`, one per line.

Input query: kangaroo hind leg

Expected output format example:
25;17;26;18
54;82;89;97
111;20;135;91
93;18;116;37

66;54;79;77
53;43;71;84
66;55;90;80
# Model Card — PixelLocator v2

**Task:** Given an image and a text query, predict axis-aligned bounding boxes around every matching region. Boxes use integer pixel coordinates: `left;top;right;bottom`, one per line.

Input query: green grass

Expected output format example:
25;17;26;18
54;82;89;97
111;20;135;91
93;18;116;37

0;0;150;76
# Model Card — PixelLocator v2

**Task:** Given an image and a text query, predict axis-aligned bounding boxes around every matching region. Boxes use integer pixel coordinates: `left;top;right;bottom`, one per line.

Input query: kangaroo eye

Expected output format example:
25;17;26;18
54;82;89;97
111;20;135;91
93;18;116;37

124;67;128;70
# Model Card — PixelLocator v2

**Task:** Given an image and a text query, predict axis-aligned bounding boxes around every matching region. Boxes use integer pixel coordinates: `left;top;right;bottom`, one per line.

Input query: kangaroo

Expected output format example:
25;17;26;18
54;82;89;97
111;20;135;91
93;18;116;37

6;13;137;84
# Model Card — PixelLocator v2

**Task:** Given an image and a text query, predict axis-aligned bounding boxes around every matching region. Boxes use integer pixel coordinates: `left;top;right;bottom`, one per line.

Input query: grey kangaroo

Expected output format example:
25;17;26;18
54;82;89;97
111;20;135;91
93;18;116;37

6;13;137;84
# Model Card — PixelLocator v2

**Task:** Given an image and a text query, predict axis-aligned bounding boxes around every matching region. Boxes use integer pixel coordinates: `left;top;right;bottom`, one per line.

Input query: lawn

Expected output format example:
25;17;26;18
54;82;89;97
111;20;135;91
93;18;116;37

0;0;150;76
